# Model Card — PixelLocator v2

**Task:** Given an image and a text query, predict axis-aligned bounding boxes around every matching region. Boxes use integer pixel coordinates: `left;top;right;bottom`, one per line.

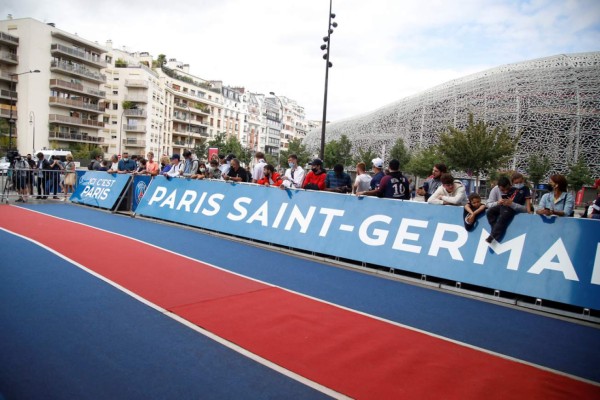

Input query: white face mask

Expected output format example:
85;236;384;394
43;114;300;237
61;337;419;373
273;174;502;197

514;183;524;189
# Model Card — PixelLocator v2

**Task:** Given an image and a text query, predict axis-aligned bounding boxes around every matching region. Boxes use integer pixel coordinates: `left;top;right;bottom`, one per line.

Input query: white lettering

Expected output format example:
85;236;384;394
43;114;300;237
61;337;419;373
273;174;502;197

284;205;316;233
161;190;178;209
473;230;525;270
358;215;391;246
392;218;428;253
202;193;224;216
527;238;579;281
428;223;468;261
176;190;197;211
272;203;289;229
228;197;252;221
246;202;269;226
148;187;167;205
192;192;208;213
592;243;600;285
319;208;345;237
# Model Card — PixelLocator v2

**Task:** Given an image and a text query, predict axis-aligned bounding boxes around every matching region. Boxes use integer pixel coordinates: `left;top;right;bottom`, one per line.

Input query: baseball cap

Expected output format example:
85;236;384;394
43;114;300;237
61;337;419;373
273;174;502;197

372;158;384;168
170;154;180;160
309;158;323;166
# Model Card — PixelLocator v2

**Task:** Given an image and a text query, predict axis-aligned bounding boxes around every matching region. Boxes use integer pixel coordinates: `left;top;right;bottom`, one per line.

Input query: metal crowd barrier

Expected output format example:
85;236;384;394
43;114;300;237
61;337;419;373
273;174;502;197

1;167;78;203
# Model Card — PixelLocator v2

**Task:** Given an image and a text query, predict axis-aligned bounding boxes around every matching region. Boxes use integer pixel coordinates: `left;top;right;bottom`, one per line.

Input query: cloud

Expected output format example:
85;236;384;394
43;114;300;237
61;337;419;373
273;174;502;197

4;0;599;122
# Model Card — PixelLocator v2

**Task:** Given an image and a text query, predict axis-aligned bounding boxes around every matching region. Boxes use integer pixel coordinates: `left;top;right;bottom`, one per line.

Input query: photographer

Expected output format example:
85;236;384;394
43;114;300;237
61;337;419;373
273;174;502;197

47;156;64;199
34;152;51;199
13;154;30;203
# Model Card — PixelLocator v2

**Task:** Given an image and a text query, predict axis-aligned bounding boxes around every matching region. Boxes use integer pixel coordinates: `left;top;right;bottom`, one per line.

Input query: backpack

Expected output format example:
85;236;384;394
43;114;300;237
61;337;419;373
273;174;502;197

88;160;95;170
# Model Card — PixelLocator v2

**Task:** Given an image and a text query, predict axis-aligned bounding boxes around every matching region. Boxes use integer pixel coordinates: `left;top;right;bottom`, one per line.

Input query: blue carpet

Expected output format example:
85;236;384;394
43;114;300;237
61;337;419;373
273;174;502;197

13;204;600;384
0;230;330;400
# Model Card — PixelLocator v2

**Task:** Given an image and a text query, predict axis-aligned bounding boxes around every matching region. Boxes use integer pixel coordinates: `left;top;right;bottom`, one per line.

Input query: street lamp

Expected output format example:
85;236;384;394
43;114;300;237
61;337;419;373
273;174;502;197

320;0;337;160
29;111;35;155
8;69;40;151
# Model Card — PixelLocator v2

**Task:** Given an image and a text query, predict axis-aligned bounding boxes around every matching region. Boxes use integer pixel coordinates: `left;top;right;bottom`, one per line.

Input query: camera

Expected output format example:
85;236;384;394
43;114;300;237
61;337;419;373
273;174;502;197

7;150;20;163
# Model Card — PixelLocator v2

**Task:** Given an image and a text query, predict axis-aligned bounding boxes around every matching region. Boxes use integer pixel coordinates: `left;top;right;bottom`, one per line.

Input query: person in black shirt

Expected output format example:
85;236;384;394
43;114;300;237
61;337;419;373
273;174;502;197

224;158;249;183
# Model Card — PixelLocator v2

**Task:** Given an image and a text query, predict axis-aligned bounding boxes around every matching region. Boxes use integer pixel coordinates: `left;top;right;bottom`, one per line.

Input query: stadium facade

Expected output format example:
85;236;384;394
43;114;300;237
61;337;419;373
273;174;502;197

304;52;600;179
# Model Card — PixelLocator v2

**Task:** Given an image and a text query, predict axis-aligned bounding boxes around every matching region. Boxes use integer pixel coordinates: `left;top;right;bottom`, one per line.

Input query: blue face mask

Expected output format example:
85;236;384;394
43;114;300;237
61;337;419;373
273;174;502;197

514;183;524;189
289;162;295;168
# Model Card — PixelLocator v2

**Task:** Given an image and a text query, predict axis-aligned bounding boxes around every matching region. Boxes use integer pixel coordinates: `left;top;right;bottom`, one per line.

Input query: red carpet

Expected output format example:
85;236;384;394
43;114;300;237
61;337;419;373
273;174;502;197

1;205;598;399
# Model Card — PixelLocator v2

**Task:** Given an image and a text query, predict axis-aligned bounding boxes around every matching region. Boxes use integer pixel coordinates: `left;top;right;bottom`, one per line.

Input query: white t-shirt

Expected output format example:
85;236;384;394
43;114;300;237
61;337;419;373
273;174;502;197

252;159;267;182
354;173;372;193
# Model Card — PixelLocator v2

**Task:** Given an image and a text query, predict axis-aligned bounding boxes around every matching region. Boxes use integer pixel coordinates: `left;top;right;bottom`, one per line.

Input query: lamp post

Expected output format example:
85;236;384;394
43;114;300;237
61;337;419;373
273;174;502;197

319;0;337;160
29;111;35;155
8;69;40;151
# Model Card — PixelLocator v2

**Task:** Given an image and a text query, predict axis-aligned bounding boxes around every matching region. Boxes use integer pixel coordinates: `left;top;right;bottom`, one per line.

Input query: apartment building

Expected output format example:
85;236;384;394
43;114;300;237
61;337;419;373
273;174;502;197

159;59;223;155
222;85;247;145
103;43;165;157
0;18;106;155
0;17;308;161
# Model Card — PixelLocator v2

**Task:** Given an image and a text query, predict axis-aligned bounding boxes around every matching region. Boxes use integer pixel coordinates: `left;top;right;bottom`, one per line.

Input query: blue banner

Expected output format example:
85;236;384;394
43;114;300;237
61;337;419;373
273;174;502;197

132;175;152;212
71;172;132;210
135;177;600;309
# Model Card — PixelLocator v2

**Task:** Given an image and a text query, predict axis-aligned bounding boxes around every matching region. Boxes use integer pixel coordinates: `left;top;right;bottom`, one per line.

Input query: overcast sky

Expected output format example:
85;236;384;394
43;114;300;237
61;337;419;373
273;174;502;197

4;0;600;121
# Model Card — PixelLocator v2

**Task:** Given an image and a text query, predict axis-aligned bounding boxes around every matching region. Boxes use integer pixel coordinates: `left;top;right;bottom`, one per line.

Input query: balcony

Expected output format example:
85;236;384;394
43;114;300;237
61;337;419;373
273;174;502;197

122;138;146;148
0;70;15;83
0;107;14;118
50;60;106;84
0;51;18;64
49;113;105;129
123;94;148;103
49;96;102;113
0;89;17;101
0;32;19;46
50;43;107;68
125;79;148;88
174;102;190;111
123;109;147;118
49;79;105;98
49;131;105;144
123;124;146;133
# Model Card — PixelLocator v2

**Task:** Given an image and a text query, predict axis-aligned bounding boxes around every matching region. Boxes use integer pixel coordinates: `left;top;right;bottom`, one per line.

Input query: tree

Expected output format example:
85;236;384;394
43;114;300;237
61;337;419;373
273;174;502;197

153;54;167;68
279;138;311;167
223;136;244;163
404;145;446;179
390;138;411;169
208;132;226;151
526;153;551;203
323;134;352;169
121;101;135;110
439;113;518;191
567;159;593;191
193;137;208;160
353;147;379;170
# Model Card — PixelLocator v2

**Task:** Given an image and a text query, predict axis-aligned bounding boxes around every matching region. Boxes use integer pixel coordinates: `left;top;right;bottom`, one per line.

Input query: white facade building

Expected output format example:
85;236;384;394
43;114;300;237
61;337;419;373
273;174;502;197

0;17;308;161
0;18;106;156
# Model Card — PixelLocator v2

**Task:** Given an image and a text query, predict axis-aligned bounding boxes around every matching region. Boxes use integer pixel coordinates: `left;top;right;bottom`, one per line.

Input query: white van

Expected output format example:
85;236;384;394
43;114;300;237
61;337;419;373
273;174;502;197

36;149;72;162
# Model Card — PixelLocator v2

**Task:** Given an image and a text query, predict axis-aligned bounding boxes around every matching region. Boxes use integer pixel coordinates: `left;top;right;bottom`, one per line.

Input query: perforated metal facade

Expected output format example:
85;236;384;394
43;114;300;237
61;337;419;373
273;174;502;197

304;52;600;178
